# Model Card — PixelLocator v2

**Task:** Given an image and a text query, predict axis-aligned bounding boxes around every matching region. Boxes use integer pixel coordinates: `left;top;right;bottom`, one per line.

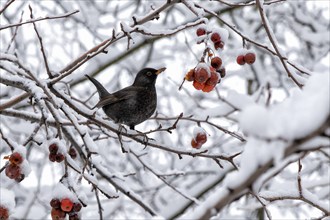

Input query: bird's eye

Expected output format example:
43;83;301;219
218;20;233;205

146;71;152;76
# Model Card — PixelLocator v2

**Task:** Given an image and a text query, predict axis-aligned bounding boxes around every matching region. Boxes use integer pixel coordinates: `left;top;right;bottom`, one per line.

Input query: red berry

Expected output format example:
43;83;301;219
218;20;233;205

194;67;209;83
202;84;215;93
51;208;66;220
196;132;207;145
210;32;221;43
196;28;206;36
244;52;256;64
55;153;65;163
214;41;224;50
5;163;21;179
9;152;23;165
49;144;58;154
192;80;205;90
218;67;226;78
69;147;77;159
50;198;61;209
0;206;9;220
49;153;56;162
185;69;195;82
205;71;220;86
191;139;202;149
61;198;73;212
236;55;246;65
211;57;222;70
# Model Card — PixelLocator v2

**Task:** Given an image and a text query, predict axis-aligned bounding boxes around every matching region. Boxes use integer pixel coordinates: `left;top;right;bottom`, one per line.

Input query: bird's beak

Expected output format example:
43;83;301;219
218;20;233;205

155;67;166;75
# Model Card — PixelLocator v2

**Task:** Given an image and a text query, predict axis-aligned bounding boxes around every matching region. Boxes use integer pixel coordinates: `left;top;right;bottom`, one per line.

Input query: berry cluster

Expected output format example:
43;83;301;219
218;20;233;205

236;51;256;65
185;61;222;92
5;152;25;182
49;143;65;163
196;26;227;50
0;206;9;220
184;25;229;92
50;198;82;220
191;128;207;149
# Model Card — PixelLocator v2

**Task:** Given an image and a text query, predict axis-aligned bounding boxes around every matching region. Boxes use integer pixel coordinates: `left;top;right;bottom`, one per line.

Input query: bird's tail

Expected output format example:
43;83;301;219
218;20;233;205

85;75;110;100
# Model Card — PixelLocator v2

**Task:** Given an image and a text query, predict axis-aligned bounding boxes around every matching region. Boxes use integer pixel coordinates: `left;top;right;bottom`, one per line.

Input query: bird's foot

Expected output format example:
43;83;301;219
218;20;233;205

117;125;128;153
133;130;155;149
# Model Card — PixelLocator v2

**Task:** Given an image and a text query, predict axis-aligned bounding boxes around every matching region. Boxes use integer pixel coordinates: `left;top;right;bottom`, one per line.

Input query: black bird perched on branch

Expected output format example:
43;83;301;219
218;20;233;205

86;67;166;130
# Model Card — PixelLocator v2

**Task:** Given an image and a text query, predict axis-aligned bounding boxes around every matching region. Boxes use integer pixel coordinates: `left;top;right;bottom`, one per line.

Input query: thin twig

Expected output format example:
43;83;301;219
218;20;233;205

0;10;79;30
255;0;303;88
29;5;53;79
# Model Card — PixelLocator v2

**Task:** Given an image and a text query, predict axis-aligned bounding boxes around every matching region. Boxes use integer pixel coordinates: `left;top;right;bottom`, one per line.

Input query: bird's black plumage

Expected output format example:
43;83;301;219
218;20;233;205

86;67;166;130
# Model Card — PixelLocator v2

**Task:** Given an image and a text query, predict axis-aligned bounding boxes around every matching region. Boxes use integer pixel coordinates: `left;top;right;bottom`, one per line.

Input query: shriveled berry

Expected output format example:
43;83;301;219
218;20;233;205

191;139;202;149
214;41;224;50
202;84;215;93
73;203;82;212
218;67;226;78
50;198;61;209
236;55;246;65
210;32;221;43
51;208;66;220
185;69;195;82
193;80;205;90
5;163;21;179
68;147;77;159
196;28;206;36
49;144;58;154
0;206;9;220
196;132;207;145
15;174;25;182
244;52;256;64
211;57;222;70
68;212;79;220
55;153;65;163
49;153;56;162
194;67;209;84
61;198;73;212
9;152;23;165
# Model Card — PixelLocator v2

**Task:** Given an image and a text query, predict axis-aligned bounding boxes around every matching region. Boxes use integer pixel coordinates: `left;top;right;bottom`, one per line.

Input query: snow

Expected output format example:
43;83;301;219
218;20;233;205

224;138;286;188
239;73;330;140
226;90;254;110
193;126;206;139
302;188;330;212
52;183;78;202
82;132;99;153
210;27;229;43
179;187;230;220
83;172;98;186
13;146;32;176
0;188;15;211
195;62;211;77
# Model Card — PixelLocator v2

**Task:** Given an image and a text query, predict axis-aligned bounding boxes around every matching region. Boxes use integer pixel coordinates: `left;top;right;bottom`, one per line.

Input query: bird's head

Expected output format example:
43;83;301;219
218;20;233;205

133;67;166;87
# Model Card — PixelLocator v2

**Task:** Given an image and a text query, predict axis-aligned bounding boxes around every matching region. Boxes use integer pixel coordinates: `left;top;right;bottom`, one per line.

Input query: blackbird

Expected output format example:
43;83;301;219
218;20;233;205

86;67;166;130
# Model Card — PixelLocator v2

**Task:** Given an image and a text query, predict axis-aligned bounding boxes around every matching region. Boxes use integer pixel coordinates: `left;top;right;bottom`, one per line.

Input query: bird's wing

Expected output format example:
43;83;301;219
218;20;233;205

93;86;143;108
